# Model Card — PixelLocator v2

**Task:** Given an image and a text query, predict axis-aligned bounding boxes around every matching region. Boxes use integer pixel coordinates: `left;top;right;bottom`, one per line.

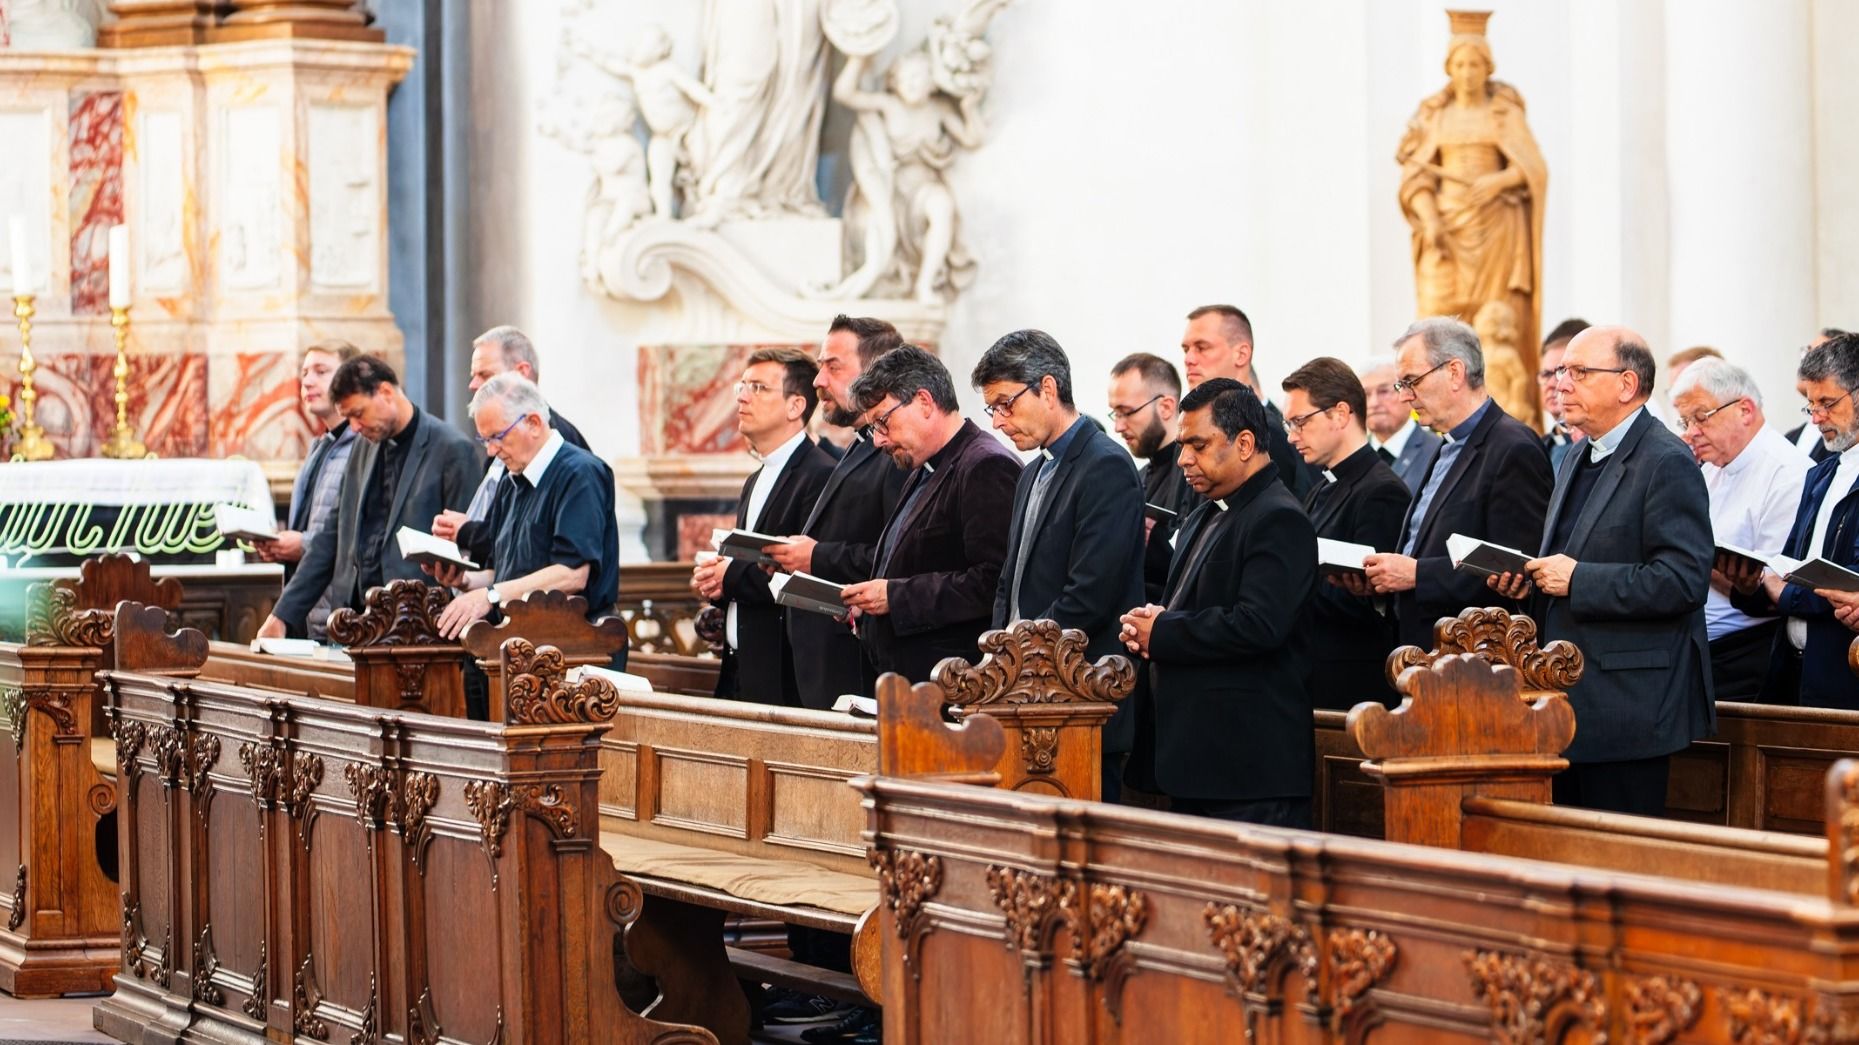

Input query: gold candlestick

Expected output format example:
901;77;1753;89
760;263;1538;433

12;294;52;461
100;306;146;459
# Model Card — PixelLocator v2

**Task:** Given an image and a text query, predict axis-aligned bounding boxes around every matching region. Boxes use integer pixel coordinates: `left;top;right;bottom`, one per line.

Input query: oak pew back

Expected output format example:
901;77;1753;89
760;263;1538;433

460;589;630;720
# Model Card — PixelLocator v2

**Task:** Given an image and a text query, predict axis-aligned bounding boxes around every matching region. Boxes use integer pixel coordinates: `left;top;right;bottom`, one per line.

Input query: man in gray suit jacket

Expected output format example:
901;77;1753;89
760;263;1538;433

259;356;483;639
1487;327;1714;816
1362;361;1442;495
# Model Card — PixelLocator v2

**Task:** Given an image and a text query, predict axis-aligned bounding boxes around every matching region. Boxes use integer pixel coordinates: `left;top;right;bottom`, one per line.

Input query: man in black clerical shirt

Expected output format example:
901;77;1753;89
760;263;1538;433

1119;379;1316;826
260;356;482;641
428;374;620;656
1281;358;1411;708
1109;352;1194;602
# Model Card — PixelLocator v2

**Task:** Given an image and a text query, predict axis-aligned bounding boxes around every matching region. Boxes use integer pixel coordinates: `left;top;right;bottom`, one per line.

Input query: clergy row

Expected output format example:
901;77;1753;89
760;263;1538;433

705;307;1859;827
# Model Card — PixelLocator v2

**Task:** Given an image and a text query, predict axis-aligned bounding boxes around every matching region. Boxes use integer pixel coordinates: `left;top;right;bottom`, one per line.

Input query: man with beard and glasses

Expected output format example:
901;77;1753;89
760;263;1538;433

1109;352;1194;601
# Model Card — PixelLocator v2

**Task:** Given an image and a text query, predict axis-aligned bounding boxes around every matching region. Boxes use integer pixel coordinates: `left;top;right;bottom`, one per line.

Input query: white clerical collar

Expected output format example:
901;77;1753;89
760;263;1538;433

516;429;566;483
1587;407;1644;463
1377;417;1418;458
753;428;808;474
1214;498;1228;511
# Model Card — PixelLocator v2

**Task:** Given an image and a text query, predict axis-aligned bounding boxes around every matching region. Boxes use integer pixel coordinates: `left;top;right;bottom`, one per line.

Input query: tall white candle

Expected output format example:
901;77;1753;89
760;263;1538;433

8;216;29;298
108;225;131;310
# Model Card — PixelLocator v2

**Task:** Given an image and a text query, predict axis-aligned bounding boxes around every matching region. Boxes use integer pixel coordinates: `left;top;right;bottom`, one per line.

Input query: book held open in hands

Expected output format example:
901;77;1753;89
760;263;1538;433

712;528;792;566
1446;533;1533;577
1768;554;1859;594
1317;537;1376;575
395;526;479;571
213;503;279;543
768;571;849;618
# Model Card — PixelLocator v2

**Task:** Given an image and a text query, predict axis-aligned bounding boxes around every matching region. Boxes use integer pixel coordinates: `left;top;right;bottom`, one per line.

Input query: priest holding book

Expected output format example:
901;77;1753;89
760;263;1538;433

427;375;620;675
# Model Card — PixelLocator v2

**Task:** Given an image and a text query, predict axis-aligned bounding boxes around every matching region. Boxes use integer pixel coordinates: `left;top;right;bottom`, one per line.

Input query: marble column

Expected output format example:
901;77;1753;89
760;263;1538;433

1663;0;1816;401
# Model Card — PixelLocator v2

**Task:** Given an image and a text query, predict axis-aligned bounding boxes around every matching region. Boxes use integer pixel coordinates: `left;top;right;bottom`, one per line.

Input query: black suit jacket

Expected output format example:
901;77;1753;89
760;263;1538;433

860;420;1023;684
714;436;836;707
784;433;909;708
1301;444;1411;708
1393;400;1553;651
1139;442;1198;603
1531;411;1715;762
274;406;483;630
1130;463;1316;802
992;419;1145;751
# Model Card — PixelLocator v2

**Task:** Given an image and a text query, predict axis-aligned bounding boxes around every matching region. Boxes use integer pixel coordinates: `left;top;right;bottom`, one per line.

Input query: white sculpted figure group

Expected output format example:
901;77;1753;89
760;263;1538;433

550;0;1014;309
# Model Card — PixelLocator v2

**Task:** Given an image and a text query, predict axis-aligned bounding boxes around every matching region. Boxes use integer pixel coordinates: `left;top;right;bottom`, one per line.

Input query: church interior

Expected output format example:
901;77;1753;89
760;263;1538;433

3;1;1859;1042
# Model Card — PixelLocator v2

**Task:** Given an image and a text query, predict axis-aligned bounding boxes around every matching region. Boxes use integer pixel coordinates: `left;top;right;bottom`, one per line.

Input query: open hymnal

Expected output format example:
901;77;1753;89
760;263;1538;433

567;664;655;699
394;526;479;571
1768;554;1859;594
1317;537;1375;575
830;692;880;718
1713;543;1773;575
1446;534;1533;577
213;503;279;543
768;571;849;617
712;528;792;566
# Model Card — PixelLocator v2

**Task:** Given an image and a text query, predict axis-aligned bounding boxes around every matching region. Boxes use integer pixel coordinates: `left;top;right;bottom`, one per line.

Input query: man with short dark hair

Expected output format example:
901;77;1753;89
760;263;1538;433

1487;327;1714;816
258;356;482;640
1360;359;1440;495
1109;352;1192;601
840;345;1022;683
1282;358;1411;707
977;329;1144;801
1118;378;1316;825
1180;304;1321;496
693;348;835;706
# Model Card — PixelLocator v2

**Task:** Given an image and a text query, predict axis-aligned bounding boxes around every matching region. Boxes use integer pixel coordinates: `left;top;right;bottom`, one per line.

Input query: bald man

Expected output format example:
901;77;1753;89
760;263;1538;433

1486;326;1714;817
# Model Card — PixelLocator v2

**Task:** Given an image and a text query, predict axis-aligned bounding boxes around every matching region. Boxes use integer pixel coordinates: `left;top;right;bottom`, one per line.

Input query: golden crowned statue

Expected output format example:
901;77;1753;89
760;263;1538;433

1397;10;1547;429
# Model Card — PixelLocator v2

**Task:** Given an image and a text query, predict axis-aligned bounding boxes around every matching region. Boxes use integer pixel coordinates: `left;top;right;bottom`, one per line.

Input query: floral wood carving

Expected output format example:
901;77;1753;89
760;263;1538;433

408;985;442;1045
344;763;396;831
240;741;281;809
870;849;942;940
463;780;579;886
2;687;24;753
286;753;324;817
20;686;79;739
25;584;115;647
6;864;24;931
398;772;440;872
351;971;379;1045
243;938;268;1021
987;865;1075;954
326;579;452;648
121;893;145;975
1831;760;1859;906
1387;606;1583;692
1329;929;1398;1021
1465;949;1605;1045
1020;727;1059;776
187;734;221;819
151;725;185;788
295;952;330;1040
193;924;225;1005
1204;905;1316;998
392;661;425;707
933;619;1136;707
116;721;148;784
1069;882;1149;979
151;924;173;989
501;638;620;725
1626;975;1702;1045
1722;987;1809;1044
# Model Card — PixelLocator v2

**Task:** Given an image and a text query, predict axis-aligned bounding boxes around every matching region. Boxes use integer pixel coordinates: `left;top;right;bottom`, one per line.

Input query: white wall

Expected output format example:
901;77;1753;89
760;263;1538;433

467;0;1859;458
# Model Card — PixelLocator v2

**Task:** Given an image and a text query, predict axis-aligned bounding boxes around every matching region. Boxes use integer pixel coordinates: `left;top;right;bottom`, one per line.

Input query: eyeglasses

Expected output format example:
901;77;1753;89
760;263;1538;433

869;399;909;436
982;384;1034;418
1676;398;1746;432
1392;360;1450;395
476;413;531;447
1283;405;1331;434
1537;367;1560;381
1554;365;1630;382
734;380;779;397
1802;390;1855;419
1107;394;1163;423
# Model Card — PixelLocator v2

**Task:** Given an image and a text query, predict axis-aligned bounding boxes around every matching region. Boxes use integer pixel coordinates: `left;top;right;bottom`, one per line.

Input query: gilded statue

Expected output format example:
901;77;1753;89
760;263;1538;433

1473;299;1536;428
1397;10;1548;386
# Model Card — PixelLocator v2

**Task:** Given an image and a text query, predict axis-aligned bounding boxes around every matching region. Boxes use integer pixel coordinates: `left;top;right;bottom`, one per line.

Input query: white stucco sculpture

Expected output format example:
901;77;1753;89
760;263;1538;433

5;0;103;48
540;95;652;288
575;24;712;222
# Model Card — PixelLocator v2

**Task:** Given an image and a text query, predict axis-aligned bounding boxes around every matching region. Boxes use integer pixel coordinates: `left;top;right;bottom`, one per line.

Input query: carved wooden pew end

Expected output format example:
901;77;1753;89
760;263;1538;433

327;579;471;718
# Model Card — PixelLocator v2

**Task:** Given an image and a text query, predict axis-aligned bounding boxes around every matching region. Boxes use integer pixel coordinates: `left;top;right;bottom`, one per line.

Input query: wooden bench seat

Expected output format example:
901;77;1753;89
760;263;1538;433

601;830;878;919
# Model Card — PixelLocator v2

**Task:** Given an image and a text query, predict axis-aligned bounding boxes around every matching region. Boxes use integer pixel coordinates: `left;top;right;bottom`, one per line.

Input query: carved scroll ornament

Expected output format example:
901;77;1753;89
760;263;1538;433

986;865;1074;954
934;619;1136;707
25;585;115;647
327;580;451;648
1386;606;1583;692
1204;905;1316;998
870;849;942;941
1465;950;1605;1044
1626;975;1702;1045
501;638;619;725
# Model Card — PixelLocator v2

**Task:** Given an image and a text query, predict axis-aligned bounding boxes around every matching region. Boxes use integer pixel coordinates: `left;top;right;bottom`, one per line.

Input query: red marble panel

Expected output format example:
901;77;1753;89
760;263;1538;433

208;351;313;460
9;353;98;459
69;90;125;316
676;512;735;563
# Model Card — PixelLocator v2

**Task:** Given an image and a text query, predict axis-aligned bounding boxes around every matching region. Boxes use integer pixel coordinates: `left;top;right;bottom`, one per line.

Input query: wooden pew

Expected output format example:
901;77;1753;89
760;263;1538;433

460;589;629;721
326;579;473;717
0;553;181;996
859;642;1859;1043
599;619;1130;1045
196;642;357;703
93;605;717;1045
617;562;721;697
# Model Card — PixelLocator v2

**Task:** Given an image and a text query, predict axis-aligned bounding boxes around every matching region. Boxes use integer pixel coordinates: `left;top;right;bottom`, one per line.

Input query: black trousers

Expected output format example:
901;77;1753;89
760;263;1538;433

1709;619;1780;702
1169;795;1312;828
1554;754;1669;817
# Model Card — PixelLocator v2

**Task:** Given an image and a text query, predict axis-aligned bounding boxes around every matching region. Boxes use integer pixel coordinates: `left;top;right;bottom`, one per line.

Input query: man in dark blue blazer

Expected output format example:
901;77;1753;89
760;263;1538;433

975;330;1145;801
1363;318;1553;652
1488;327;1714;816
1730;332;1859;709
1119;379;1317;827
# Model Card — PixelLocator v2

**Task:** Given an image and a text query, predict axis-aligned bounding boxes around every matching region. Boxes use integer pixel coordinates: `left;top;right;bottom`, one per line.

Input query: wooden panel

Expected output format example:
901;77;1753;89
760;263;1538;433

652;748;750;839
765;762;864;857
418;824;501;1043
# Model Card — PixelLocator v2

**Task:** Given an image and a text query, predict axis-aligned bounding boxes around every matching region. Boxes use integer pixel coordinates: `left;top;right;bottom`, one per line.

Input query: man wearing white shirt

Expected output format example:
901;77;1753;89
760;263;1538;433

692;348;835;706
1361;361;1441;495
1672;359;1810;700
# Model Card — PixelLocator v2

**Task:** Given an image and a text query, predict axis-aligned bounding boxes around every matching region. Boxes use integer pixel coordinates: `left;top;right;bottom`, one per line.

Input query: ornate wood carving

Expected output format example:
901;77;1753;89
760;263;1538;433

344;763;397;831
870;849;942;940
192;924;225;1005
1830;759;1859;906
398;772;440;872
1465;950;1605;1044
392;661;425;706
243;938;268;1021
1626;975;1702;1045
408;985;441;1045
1019;727;1058;776
1351;652;1576;764
2;686;24;752
121;893;145;975
327;580;451;648
286;753;324;816
295;952;330;1040
25;585;116;647
6;864;24;932
932;618;1135;707
464;779;513;884
351;971;378;1045
1722;987;1810;1044
151;725;186;788
500;638;620;725
1386;606;1583;692
151;924;173;989
986;865;1074;954
187;734;221;819
1328;929;1398;1021
240;741;280;813
20;686;79;739
116;720;148;784
1203;904;1315;997
605;876;644;928
1068;881;1148;979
